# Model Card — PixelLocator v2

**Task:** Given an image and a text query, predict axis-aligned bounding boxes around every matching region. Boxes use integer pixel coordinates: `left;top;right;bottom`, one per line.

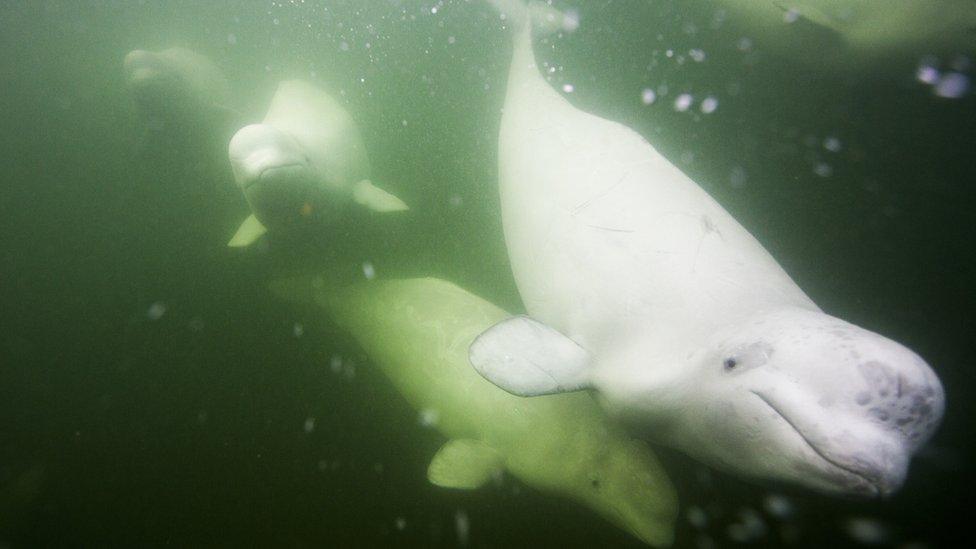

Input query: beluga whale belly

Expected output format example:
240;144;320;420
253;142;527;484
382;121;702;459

227;79;407;247
470;0;945;497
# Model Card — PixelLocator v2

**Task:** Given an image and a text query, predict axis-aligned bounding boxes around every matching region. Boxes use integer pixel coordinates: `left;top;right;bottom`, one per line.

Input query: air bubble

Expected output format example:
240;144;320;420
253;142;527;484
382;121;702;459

641;88;657;105
674;93;693;112
700;96;718;114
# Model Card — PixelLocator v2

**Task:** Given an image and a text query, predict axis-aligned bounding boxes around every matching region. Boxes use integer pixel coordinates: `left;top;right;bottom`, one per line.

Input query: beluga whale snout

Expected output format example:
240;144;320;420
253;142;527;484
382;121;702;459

229;123;318;231
225;80;408;247
469;0;945;498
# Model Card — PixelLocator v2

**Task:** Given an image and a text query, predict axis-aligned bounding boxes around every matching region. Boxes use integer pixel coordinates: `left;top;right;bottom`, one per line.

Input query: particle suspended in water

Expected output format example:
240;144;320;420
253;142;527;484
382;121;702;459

762;494;794;519
823;136;843;152
729;166;747;188
395;517;407;531
330;355;342;374
813;162;833;178
147;301;166;321
727;508;767;543
674;93;693;112
455;510;470;546
303;417;315;433
227;33;237;45
641;88;657;105
561;9;581;32
419;408;440;427
736;37;753;52
843;517;892;545
292;322;304;337
362;261;376;280
686;505;708;529
916;63;940;85
934;72;970;98
700;96;718;114
689;48;706;62
562;83;575;93
783;8;800;23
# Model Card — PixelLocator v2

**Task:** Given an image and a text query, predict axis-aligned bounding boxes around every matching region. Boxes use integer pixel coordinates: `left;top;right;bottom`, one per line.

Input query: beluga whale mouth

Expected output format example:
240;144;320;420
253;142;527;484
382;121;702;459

750;389;901;498
751;391;888;498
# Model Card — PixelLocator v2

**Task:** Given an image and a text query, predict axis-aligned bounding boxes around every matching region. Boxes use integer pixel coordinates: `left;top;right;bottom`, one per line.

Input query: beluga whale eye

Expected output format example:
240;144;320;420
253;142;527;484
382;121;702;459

723;358;738;371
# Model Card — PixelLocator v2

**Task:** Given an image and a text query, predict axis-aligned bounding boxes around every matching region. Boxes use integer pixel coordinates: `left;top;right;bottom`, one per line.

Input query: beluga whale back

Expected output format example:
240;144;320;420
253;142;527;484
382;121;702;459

471;0;944;497
227;80;407;247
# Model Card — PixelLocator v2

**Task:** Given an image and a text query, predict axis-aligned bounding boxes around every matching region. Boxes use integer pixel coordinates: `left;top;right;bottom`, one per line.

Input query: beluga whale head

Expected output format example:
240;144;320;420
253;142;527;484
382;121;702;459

601;308;945;497
228;123;322;232
123;48;230;122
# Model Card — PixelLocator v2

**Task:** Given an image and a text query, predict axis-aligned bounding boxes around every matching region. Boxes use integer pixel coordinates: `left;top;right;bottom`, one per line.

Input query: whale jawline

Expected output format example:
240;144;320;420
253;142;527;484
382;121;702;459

750;390;881;497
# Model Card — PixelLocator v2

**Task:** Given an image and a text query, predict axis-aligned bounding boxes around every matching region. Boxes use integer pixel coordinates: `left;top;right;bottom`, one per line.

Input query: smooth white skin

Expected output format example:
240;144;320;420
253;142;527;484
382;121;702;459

227;80;372;230
493;10;944;495
123;48;229;115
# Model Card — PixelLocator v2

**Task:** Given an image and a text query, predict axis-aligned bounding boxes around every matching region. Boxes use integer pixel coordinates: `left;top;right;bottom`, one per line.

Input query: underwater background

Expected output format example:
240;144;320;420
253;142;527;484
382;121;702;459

1;0;973;547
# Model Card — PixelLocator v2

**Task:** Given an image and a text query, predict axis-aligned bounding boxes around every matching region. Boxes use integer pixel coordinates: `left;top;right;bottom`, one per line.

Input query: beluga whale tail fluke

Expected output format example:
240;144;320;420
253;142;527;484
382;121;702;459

227;79;408;248
472;0;945;498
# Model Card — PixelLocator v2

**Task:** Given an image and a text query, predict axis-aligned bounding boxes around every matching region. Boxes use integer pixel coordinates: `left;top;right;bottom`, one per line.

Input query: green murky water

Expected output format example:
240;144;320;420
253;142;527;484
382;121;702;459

1;1;973;547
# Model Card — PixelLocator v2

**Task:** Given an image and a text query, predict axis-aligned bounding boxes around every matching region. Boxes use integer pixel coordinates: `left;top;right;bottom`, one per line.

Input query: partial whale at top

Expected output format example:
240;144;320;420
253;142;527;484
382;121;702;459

707;0;976;73
470;0;945;498
227;80;407;247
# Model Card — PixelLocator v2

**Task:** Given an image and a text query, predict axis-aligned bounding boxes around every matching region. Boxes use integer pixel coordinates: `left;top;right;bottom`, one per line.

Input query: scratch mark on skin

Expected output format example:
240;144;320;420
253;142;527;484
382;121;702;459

573;173;629;214
690;215;726;274
586;224;635;233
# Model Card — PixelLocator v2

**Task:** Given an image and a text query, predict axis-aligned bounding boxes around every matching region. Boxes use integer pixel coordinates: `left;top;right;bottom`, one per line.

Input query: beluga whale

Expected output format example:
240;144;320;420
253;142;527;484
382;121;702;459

227;79;408;247
270;276;677;546
470;0;945;497
123;47;236;128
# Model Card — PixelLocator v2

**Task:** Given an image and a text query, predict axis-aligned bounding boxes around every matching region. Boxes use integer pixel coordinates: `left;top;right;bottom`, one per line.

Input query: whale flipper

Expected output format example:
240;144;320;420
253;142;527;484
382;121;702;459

227;214;268;247
469;316;592;397
351;180;409;213
427;439;503;489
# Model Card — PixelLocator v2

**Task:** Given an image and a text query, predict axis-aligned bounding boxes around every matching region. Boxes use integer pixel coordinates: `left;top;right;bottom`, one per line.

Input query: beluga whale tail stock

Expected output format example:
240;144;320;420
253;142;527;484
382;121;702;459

471;0;945;498
227;79;408;247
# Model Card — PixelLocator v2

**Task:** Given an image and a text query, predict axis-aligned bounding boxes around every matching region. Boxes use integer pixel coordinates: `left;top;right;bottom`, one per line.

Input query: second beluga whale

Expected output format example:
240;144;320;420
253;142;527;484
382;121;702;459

470;0;944;497
227;79;407;247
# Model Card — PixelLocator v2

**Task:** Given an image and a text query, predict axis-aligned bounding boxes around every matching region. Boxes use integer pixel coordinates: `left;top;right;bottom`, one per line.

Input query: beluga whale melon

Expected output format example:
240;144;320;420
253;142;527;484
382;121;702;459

470;0;945;497
227;79;407;247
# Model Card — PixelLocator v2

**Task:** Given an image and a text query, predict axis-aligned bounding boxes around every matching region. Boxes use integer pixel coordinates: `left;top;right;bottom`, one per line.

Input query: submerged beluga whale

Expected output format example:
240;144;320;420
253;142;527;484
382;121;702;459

470;1;945;497
271;276;677;546
123;47;235;127
227;80;407;247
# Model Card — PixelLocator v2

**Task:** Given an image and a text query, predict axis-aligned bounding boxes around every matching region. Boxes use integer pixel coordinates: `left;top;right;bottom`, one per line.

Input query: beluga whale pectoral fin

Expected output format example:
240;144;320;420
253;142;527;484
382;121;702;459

351;179;409;212
427;439;504;489
227;214;268;248
469;316;593;397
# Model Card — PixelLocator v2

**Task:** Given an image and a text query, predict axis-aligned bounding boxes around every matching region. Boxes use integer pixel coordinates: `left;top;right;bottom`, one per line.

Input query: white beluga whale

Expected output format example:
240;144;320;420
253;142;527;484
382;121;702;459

123;47;234;126
470;0;945;497
227;79;407;247
271;276;677;546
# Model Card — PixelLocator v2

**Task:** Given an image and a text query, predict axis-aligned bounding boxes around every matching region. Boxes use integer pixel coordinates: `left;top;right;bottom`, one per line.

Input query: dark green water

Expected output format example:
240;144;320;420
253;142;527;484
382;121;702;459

1;1;973;547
